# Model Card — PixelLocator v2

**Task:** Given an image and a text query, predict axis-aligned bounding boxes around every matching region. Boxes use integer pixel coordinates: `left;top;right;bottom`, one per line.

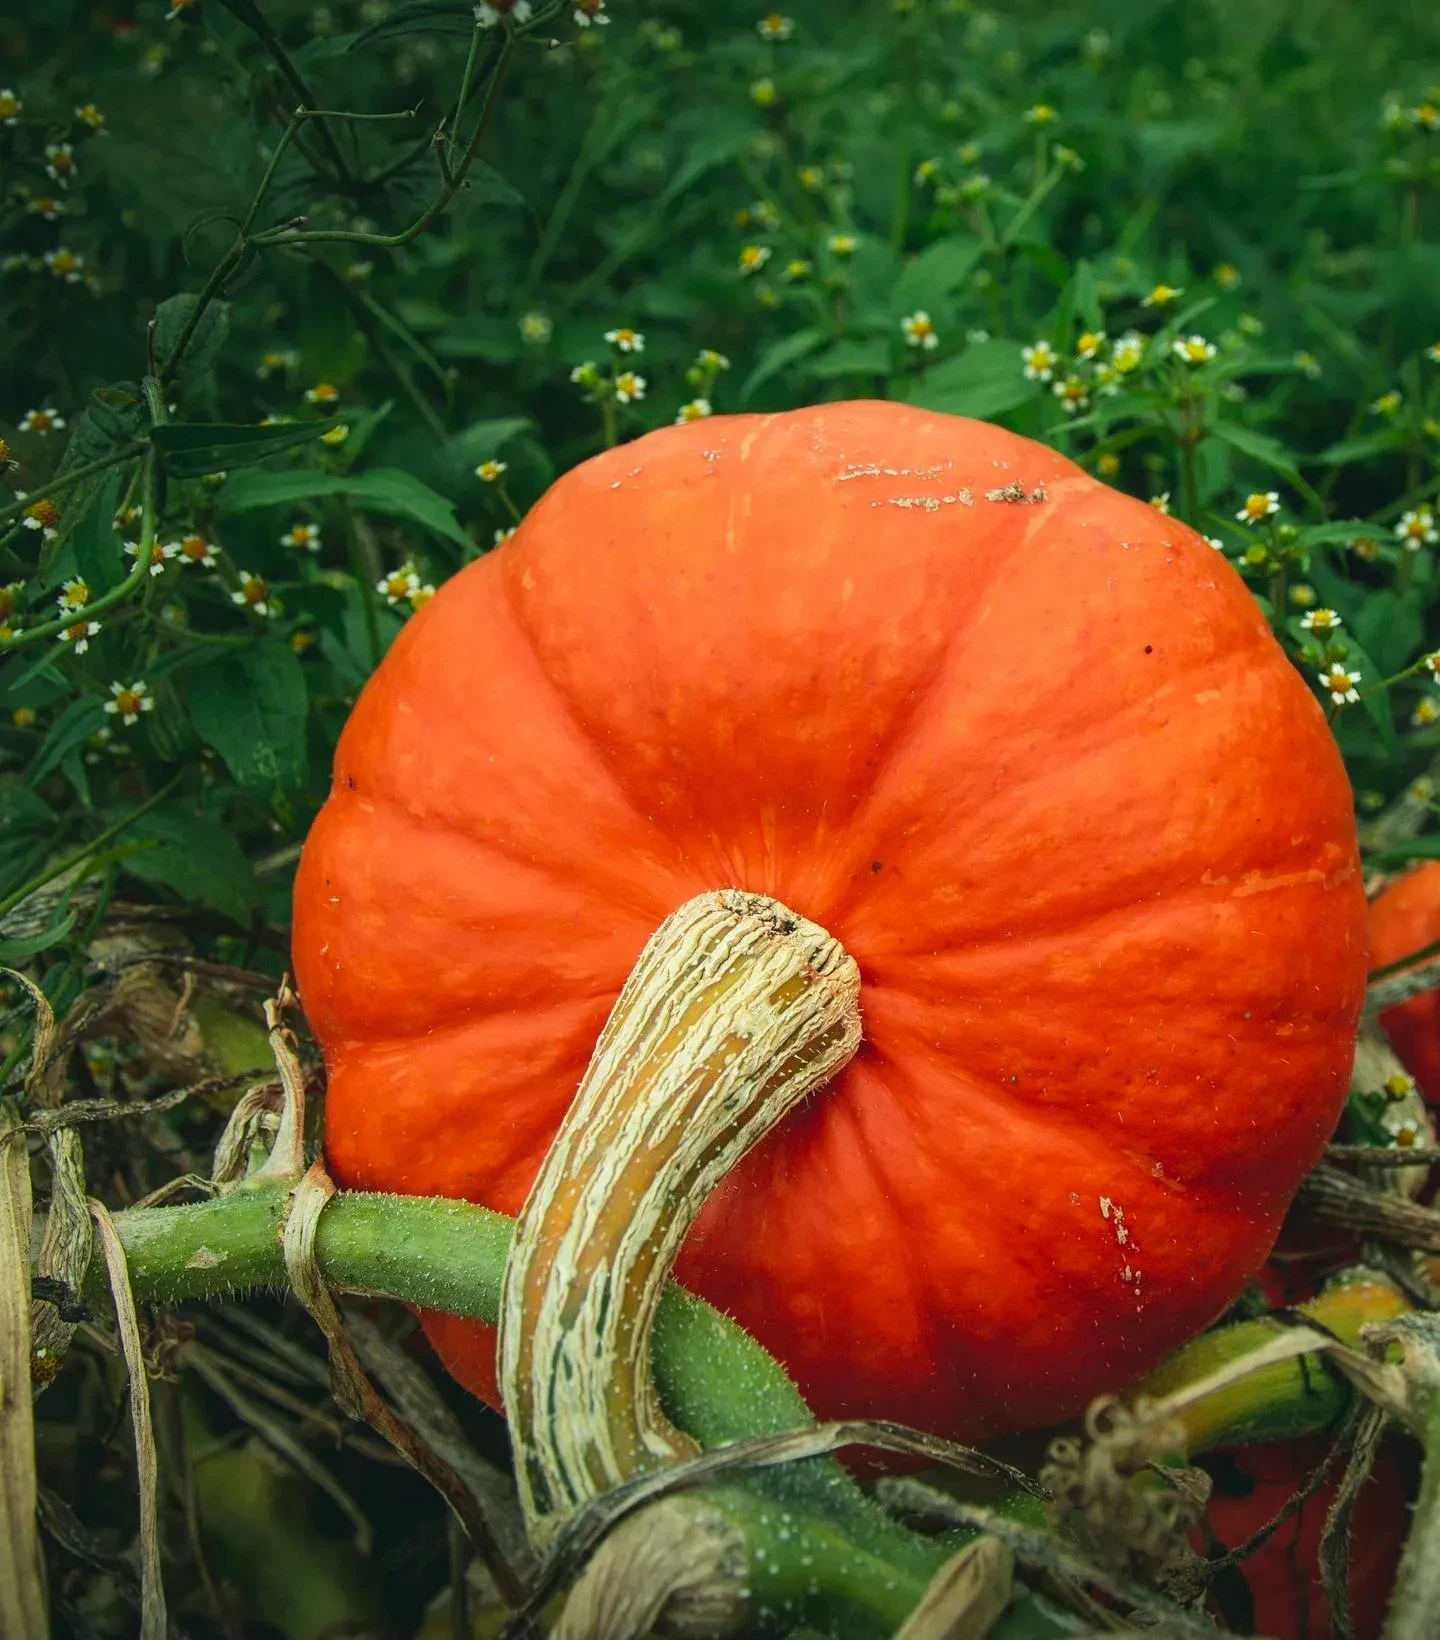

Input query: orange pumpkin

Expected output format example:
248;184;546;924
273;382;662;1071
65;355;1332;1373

1369;862;1440;1101
1204;1438;1410;1640
293;402;1367;1442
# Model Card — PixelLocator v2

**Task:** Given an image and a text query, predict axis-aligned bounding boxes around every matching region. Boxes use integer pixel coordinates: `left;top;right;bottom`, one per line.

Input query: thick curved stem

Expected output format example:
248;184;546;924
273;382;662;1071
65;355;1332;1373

498;890;861;1549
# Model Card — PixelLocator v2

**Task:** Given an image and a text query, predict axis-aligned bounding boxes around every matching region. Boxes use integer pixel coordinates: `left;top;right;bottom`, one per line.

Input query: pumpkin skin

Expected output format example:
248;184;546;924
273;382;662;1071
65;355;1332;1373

1204;1439;1409;1640
294;401;1367;1443
1369;862;1440;1101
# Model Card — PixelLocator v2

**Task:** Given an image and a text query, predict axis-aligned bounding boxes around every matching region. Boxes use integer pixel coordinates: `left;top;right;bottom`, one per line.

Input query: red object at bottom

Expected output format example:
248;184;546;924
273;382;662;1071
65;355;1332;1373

1204;1438;1411;1640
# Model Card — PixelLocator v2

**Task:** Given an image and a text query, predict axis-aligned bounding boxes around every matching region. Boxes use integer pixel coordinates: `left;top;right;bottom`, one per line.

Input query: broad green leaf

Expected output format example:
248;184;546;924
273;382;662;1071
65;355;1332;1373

188;641;309;791
435;417;533;490
151;420;335;477
891;235;986;317
1317;432;1401;466
37;386;146;573
28;699;107;789
904;339;1041;420
807;338;892;379
1353;589;1425;677
741;329;826;403
352;0;475;48
117;806;260;924
0;784;56;898
155;293;230;381
1207;423;1323;509
219;467;472;550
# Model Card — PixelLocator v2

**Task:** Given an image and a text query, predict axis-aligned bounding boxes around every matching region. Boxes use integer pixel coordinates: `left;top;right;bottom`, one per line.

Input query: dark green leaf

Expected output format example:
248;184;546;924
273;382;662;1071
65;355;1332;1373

36;387;147;573
0;784;56;898
28;699;108;789
187;640;310;791
155;293;231;382
0;909;78;965
1317;432;1401;466
219;467;472;550
351;0;475;48
891;236;986;318
741;329;827;403
151;420;335;477
117;806;260;924
1353;589;1424;677
807;339;892;379
904;339;1041;420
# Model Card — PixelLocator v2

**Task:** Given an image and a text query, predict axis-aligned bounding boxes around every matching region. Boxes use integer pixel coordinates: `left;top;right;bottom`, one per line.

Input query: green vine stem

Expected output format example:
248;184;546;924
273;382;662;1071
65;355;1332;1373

74;1181;1422;1635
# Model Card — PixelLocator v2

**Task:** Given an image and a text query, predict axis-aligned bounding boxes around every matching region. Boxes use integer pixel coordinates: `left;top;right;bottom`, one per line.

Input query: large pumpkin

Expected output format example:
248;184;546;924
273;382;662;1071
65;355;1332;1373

294;401;1367;1442
1368;861;1440;1101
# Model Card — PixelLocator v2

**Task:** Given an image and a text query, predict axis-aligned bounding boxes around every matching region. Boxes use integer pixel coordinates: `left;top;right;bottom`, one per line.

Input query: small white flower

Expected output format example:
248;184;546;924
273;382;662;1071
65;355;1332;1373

169;532;220;567
42;247;85;284
1021;339;1057;382
57;578;90;612
1396;508;1438;550
614;371;646;404
104;680;153;725
901;311;939;350
0;89;22;127
1426;343;1440;365
1141;283;1183;308
1075;330;1106;360
827;233;858;257
1150;492;1171;514
1112;331;1145;373
1172;333;1217;366
493;527;516;545
18;407;65;435
574;0;610;24
61;618;100;653
474;1;531;27
519;312;553;343
1300;608;1342;632
675;398;712;424
124;538;168;577
738;244;772;274
1319;664;1362;705
756;12;794;40
604;327;645;353
279;523;321;554
476;459;508;483
1236;491;1281;525
695;349;730;371
231;573;272;616
44;142;77;184
377;567;421;605
1203;536;1226;551
1053;376;1089;414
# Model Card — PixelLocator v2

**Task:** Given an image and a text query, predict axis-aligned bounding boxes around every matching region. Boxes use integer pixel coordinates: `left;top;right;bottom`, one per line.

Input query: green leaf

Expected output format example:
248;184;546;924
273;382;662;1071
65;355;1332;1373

903;339;1040;420
70;472;126;593
219;466;472;550
741;329;826;403
0;784;56;898
151;420;335;477
435;417;533;490
155;293;230;382
188;641;309;791
808;338;892;379
891;235;986;317
1206;423;1322;509
1353;589;1424;677
351;0;474;48
37;385;147;573
1072;260;1102;331
117;806;259;924
1317;432;1401;466
0;909;78;966
28;699;107;789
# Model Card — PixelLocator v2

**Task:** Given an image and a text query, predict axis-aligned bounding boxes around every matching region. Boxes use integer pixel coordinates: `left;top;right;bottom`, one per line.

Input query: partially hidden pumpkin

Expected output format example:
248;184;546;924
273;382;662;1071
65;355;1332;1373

1369;861;1440;1101
1204;1438;1410;1640
293;401;1367;1443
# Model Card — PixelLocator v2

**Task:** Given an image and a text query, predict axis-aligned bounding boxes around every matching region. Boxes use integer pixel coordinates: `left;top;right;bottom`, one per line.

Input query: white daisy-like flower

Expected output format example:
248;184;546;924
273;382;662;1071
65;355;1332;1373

494;527;516;545
675;398;712;424
304;380;340;408
476;459;508;483
1395;508;1438;550
1203;536;1226;551
901;311;939;350
604;327;645;353
23;499;60;539
232;573;272;615
1150;492;1171;514
1236;491;1281;525
1299;608;1342;632
1021;339;1057;382
738;244;772;274
827;233;858;257
756;13;794;40
1112;331;1145;373
474;0;532;27
1053;376;1089;414
1172;334;1216;366
614;371;646;404
573;1;610;24
0;89;22;126
61;618;100;653
1075;330;1106;360
43;247;85;284
1319;664;1362;704
18;407;65;435
44;142;77;184
57;578;90;612
377;566;421;606
1411;697;1440;728
519;312;553;343
124;538;168;577
279;523;320;554
1140;283;1182;308
169;532;220;567
104;680;154;725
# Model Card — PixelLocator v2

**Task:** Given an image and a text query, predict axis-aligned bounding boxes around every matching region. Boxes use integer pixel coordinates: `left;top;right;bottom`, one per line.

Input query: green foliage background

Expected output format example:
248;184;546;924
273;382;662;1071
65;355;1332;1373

3;0;1440;1634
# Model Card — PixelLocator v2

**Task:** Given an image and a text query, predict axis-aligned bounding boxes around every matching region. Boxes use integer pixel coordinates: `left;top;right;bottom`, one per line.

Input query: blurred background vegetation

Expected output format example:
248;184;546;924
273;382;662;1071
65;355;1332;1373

3;1;1440;1635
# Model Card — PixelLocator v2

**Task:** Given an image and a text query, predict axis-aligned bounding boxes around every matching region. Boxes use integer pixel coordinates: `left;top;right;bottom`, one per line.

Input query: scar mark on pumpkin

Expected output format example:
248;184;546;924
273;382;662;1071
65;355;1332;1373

985;481;1049;504
835;461;953;483
869;490;974;512
1100;1196;1144;1312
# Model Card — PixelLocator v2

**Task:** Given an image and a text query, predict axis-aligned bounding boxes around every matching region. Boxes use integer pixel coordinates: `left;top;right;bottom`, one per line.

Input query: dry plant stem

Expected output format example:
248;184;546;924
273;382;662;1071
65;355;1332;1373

498;889;861;1549
0;1099;47;1640
1375;1314;1440;1640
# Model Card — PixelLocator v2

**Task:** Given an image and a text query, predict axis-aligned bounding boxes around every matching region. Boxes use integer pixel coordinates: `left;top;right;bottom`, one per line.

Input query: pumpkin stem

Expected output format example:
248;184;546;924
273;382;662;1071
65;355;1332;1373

497;889;862;1550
